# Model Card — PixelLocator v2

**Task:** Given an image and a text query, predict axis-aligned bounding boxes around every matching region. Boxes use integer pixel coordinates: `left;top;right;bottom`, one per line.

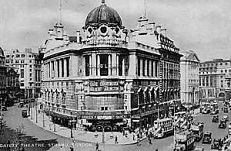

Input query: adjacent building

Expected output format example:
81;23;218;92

199;59;231;101
5;49;42;99
180;50;200;104
0;47;7;106
6;66;20;105
41;0;181;130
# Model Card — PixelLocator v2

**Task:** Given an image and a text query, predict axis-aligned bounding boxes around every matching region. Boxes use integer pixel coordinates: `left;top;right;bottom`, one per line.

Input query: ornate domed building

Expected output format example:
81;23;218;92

41;0;181;131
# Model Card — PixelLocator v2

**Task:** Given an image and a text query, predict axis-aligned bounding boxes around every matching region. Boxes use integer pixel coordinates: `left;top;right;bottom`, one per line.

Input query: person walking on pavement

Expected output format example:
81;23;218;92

115;135;118;144
148;134;152;145
96;142;99;151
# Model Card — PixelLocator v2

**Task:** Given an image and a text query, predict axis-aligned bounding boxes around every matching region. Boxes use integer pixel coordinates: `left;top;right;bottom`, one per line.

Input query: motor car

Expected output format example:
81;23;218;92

212;115;219;123
202;132;212;144
211;138;222;150
193;146;204;151
210;109;219;115
223;115;229;122
219;119;227;129
224;107;228;113
21;109;28;118
201;108;210;114
1;106;7;111
18;102;24;108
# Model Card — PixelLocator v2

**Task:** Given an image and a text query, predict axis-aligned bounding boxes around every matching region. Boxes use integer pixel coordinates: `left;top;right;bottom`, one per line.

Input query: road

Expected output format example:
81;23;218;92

1;102;230;151
193;101;230;151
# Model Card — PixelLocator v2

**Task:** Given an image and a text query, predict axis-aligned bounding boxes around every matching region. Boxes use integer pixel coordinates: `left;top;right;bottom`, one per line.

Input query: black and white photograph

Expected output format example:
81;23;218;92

0;0;231;150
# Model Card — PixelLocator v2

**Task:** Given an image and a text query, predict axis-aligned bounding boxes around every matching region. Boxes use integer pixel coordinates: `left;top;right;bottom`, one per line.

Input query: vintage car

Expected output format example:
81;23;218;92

202;132;212;144
219;119;227;129
211;138;222;150
212;115;219;123
201;108;210;114
210;109;219;115
193;146;204;151
223;115;229;122
18;102;24;108
1;106;7;111
21;109;28;118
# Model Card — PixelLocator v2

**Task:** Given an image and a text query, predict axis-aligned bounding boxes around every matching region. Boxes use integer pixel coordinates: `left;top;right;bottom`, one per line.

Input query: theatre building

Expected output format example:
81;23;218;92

41;1;180;131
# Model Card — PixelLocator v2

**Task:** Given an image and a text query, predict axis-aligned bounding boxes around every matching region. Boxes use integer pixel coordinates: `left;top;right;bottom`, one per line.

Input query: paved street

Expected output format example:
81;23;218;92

2;101;231;151
193;101;230;151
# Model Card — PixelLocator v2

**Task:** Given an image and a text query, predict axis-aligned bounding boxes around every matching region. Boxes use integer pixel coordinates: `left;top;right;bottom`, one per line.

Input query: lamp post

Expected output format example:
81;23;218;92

42;104;45;127
35;98;38;123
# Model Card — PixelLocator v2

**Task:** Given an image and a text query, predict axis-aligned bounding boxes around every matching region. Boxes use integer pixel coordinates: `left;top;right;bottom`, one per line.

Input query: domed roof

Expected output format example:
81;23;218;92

85;1;122;28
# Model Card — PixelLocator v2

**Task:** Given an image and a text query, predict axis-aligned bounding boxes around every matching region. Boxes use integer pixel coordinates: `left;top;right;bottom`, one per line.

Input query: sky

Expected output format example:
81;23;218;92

0;0;231;61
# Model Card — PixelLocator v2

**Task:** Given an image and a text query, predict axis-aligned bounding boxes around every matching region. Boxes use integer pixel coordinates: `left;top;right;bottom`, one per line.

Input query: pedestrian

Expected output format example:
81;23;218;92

96;142;99;151
70;145;74;151
115;135;118;144
133;133;135;140
148;135;152;145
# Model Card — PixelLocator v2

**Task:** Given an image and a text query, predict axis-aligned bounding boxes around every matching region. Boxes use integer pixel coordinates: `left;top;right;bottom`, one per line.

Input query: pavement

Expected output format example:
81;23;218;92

28;106;145;146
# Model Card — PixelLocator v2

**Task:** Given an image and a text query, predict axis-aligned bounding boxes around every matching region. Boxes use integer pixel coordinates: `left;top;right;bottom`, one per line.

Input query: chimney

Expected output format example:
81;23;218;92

160;29;167;37
156;26;161;33
76;30;80;43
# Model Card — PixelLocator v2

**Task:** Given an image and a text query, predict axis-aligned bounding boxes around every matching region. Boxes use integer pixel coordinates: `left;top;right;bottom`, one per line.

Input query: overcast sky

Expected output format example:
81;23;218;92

0;0;231;61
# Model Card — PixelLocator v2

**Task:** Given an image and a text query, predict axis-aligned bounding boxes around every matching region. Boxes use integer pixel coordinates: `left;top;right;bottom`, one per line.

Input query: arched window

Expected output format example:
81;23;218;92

138;88;143;105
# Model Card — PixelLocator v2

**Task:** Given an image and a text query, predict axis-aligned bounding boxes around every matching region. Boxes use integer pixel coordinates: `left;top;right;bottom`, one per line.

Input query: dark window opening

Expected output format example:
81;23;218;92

138;58;140;76
143;59;145;76
66;58;69;77
100;54;108;76
119;55;123;76
85;55;90;76
61;59;64;77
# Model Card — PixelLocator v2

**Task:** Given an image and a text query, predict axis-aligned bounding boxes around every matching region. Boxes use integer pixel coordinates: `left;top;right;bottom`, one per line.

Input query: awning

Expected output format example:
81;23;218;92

83;123;92;126
132;120;140;122
116;122;126;126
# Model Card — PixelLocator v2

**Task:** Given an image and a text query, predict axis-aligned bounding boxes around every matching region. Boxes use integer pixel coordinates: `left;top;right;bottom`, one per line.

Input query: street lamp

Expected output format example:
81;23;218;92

69;116;76;138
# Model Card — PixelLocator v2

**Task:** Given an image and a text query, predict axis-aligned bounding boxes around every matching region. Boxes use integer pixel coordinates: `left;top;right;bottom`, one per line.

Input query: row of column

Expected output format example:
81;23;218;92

87;54;125;76
45;58;69;79
139;58;158;77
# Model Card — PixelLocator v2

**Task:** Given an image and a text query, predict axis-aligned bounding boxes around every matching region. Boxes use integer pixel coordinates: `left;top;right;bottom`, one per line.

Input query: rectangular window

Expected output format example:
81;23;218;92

151;60;154;77
155;61;158;77
66;58;69;77
147;60;149;76
85;56;90;76
100;54;108;76
61;59;64;77
57;60;60;77
20;69;24;78
138;58;140;76
143;59;145;76
119;55;123;76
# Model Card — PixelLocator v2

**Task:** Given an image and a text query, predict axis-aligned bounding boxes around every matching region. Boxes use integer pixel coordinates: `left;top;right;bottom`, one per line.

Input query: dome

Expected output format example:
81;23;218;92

85;1;122;28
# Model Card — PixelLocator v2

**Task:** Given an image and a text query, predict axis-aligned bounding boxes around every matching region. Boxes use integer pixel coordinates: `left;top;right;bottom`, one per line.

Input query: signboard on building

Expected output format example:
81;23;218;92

86;79;124;92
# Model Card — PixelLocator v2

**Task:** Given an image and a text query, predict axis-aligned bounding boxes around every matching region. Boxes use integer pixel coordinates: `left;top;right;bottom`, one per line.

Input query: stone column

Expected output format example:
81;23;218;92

59;59;62;77
145;59;148;77
122;57;125;76
108;55;111;76
149;60;152;77
64;58;67;77
97;54;100;76
92;53;96;76
116;55;119;75
128;53;136;76
140;58;143;77
89;55;92;76
112;53;117;76
55;60;58;77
